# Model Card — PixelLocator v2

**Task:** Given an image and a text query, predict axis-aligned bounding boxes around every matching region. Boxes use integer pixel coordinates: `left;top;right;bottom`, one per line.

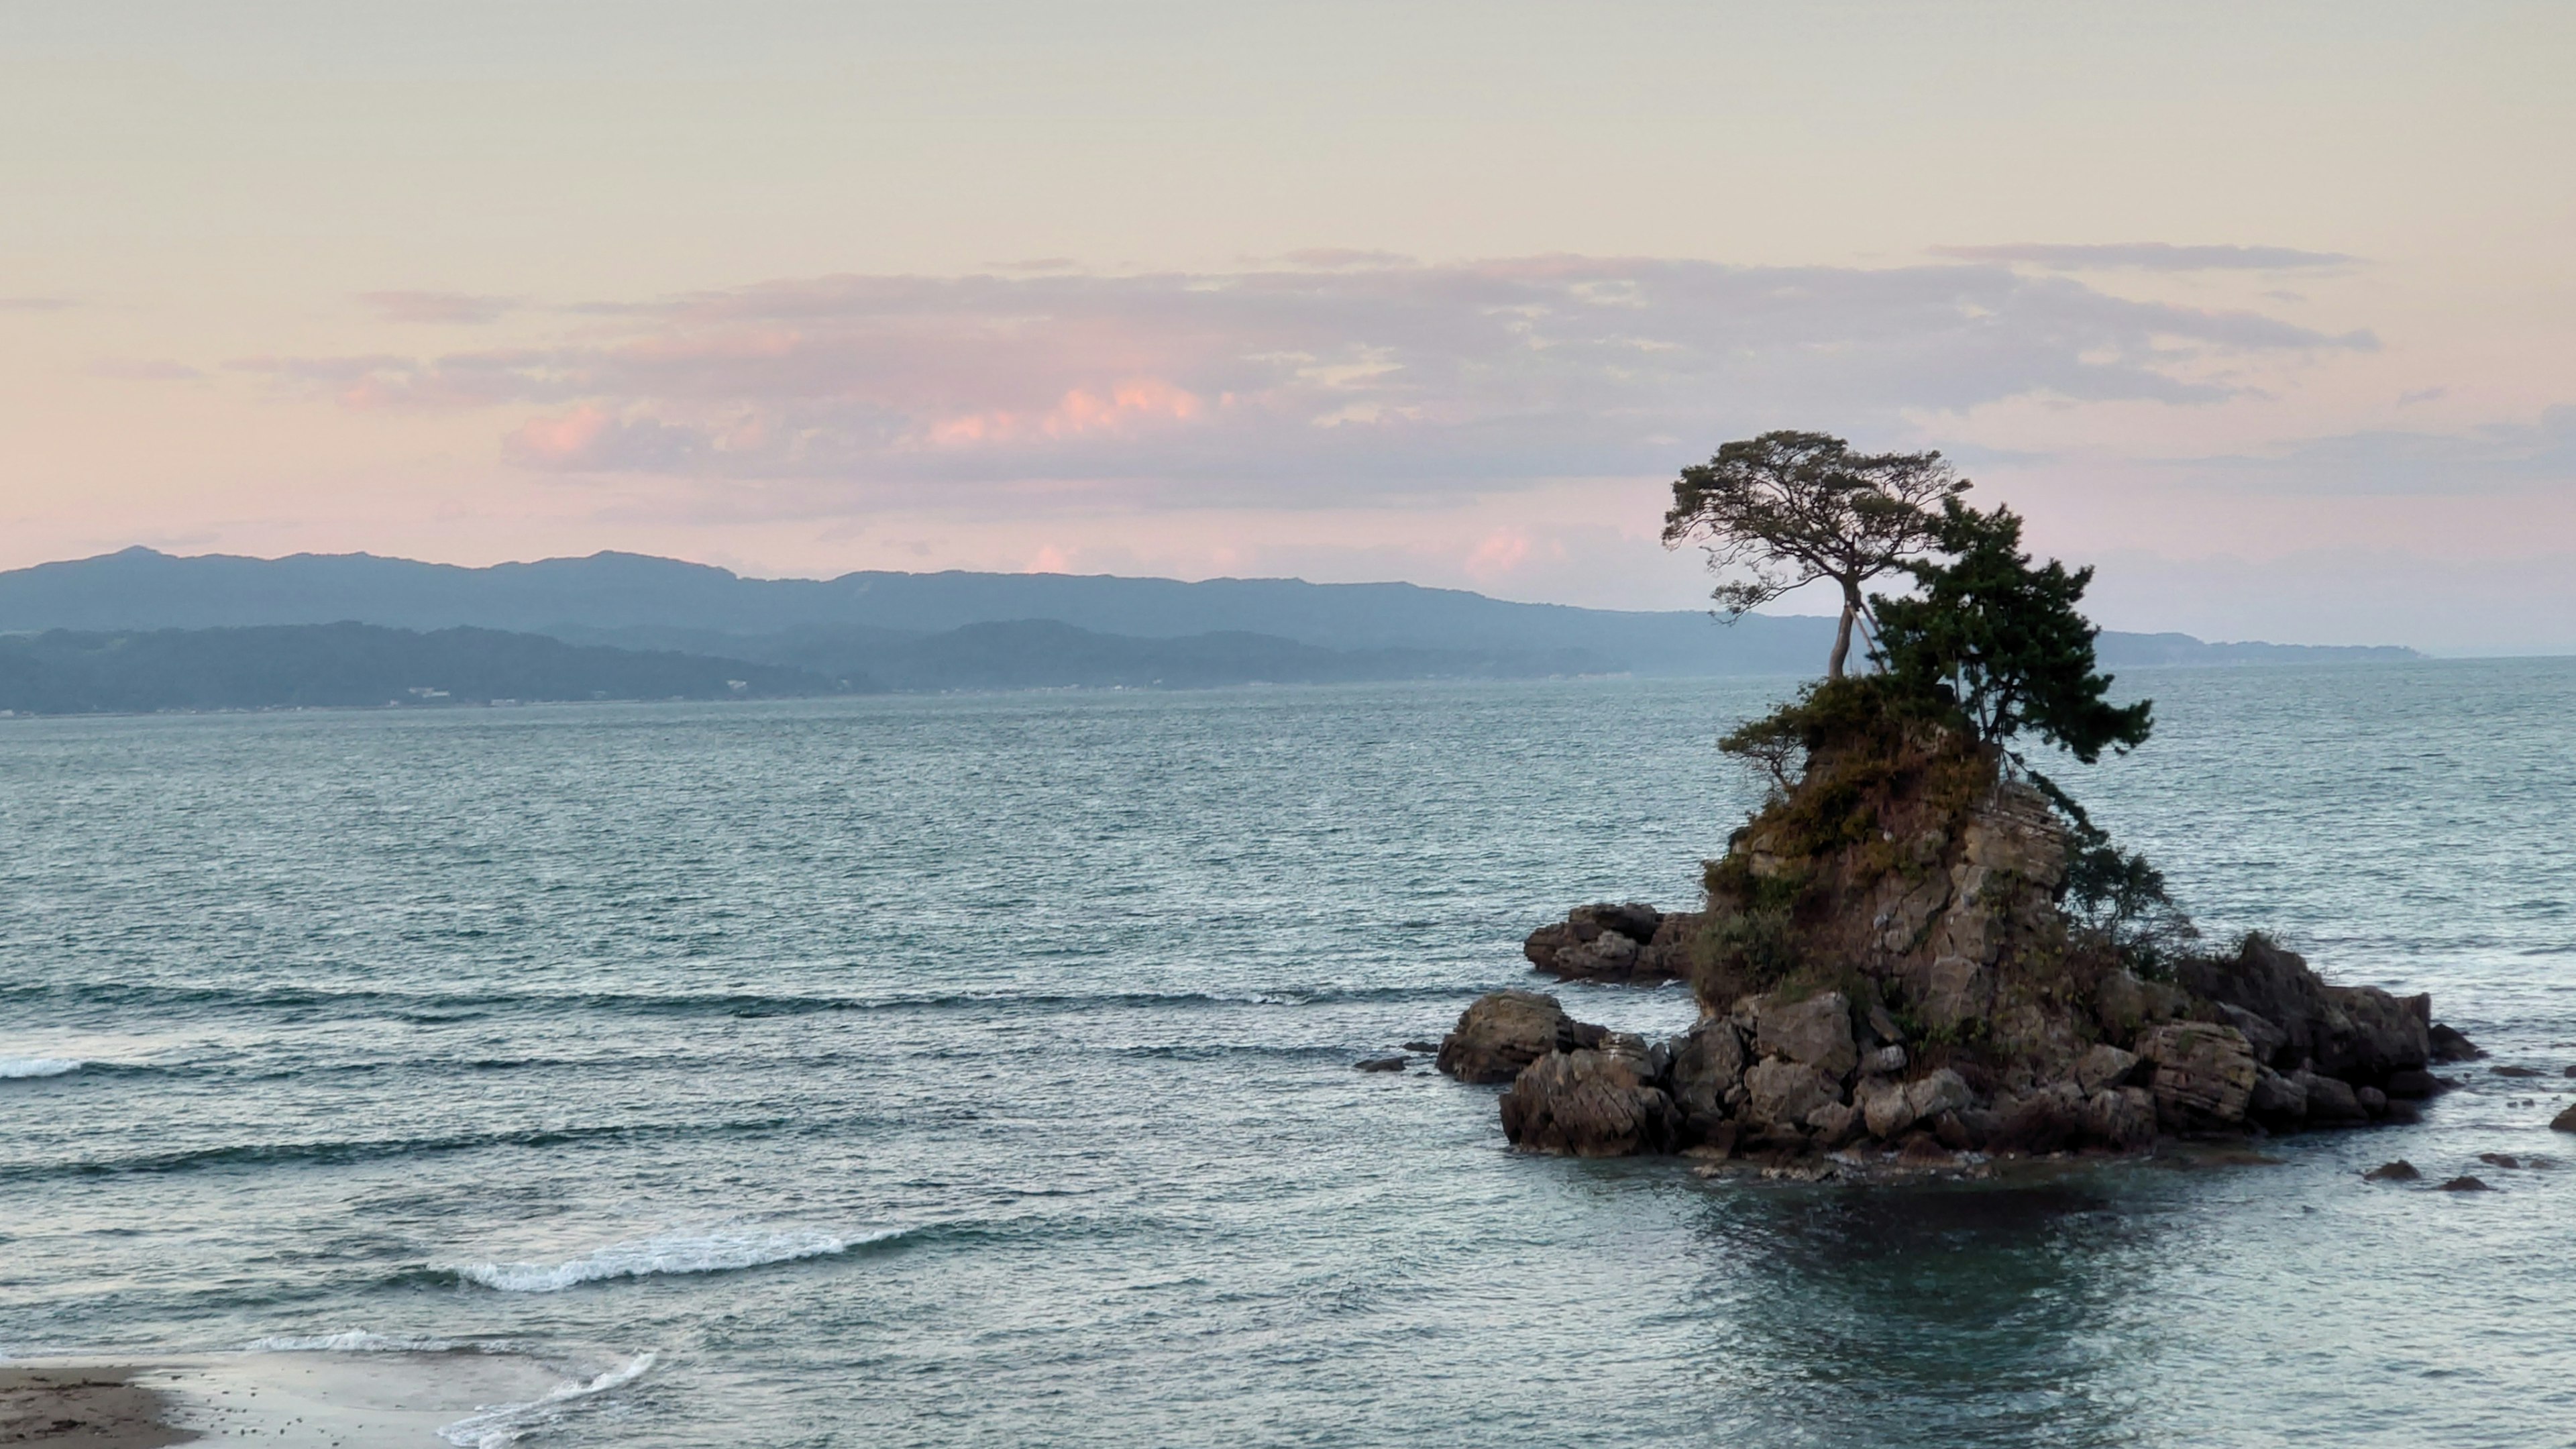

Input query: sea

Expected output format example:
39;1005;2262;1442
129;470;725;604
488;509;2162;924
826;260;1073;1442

3;660;2573;1448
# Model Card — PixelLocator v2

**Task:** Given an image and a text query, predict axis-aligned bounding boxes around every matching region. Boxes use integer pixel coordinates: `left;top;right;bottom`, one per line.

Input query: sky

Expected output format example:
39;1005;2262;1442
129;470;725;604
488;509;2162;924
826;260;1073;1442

3;1;2573;652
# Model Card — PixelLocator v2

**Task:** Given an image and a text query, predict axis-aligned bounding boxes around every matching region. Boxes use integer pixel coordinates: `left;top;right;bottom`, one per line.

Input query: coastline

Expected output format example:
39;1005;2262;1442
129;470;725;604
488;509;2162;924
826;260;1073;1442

0;1350;622;1448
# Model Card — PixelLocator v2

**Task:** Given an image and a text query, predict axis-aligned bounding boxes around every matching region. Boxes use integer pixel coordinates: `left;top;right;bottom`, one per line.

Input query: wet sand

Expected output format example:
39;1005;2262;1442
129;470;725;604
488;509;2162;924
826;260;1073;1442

1;1351;585;1447
0;1366;191;1448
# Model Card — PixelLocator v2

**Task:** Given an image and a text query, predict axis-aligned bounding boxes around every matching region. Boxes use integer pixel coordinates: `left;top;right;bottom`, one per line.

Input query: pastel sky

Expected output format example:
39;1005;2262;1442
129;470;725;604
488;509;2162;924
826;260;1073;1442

5;2;2573;651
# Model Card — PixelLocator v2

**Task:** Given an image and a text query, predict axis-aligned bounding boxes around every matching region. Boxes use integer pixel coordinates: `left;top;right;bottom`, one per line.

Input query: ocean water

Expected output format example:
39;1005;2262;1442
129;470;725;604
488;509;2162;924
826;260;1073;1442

3;662;2574;1448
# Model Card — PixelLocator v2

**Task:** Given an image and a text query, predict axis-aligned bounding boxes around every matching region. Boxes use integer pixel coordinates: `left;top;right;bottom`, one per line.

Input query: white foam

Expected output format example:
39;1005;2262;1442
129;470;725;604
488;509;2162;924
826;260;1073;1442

246;1330;462;1353
445;1224;885;1293
0;1058;80;1079
436;1350;657;1449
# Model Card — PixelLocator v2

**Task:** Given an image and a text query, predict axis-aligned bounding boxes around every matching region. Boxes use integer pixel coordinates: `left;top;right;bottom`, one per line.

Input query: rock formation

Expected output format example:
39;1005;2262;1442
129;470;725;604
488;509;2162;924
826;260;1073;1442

1440;698;2473;1165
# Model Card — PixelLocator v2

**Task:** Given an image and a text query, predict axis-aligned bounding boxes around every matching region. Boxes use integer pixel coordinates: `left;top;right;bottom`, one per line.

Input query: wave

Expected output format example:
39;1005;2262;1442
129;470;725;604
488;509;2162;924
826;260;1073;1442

0;1058;80;1079
438;1350;656;1449
245;1330;464;1353
0;978;1470;1024
442;1224;904;1293
0;1117;794;1185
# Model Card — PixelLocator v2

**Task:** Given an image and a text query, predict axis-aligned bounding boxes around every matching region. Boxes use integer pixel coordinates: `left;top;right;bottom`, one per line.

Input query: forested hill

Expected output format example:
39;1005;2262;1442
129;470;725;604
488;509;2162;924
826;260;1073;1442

0;624;832;714
0;619;1601;715
0;547;2420;677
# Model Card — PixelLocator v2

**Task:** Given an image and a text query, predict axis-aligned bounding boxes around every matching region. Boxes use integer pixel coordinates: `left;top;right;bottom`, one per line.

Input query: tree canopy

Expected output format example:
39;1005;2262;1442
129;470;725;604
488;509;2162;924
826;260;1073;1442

1872;497;2153;764
1663;430;1969;679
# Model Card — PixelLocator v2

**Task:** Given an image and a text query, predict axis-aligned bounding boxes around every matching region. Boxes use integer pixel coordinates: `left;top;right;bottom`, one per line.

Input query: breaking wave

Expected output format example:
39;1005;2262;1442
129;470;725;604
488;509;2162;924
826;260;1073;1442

245;1330;465;1353
0;1058;81;1079
443;1224;902;1293
438;1350;657;1448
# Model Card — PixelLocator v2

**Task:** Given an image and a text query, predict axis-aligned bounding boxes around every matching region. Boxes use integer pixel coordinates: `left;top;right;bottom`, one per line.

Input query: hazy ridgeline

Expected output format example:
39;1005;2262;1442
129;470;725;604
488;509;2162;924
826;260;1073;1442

0;549;2418;714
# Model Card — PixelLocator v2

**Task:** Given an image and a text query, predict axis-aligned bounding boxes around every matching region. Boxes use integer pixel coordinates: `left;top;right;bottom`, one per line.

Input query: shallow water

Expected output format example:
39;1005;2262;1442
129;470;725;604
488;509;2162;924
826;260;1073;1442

3;663;2573;1447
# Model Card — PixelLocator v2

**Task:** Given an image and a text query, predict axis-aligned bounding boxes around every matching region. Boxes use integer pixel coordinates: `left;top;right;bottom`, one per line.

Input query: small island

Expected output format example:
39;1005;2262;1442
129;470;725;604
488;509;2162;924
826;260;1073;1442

1433;433;2482;1172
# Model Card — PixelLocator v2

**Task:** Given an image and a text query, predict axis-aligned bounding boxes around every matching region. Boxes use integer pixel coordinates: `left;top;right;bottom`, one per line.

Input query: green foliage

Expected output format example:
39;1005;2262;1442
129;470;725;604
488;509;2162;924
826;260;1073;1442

1873;498;2153;764
1665;431;1970;677
1688;906;1801;1006
2029;768;2198;977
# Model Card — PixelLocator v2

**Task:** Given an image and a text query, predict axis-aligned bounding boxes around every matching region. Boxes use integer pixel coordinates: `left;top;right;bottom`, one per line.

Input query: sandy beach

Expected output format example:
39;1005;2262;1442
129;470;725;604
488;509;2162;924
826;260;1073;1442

0;1350;623;1448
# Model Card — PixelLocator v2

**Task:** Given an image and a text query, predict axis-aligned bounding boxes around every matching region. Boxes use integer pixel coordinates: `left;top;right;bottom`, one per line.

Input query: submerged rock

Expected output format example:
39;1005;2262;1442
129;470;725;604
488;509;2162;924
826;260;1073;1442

2551;1104;2576;1134
1354;1057;1406;1073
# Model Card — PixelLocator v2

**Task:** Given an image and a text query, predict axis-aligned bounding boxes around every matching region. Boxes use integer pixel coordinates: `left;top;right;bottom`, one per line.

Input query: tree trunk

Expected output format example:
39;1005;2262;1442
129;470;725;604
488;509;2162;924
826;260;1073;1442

1828;597;1856;680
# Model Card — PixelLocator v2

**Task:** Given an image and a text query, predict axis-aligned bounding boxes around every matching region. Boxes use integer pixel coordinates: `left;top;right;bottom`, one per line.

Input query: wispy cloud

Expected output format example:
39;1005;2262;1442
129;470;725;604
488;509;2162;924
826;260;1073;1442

358;290;518;325
240;256;2376;506
1932;243;2359;273
2188;406;2576;494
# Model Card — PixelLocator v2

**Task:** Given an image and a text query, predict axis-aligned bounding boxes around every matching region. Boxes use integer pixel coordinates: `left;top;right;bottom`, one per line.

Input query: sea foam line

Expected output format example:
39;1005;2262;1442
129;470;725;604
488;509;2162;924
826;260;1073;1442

0;1058;80;1079
437;1350;656;1449
442;1224;898;1293
245;1330;463;1353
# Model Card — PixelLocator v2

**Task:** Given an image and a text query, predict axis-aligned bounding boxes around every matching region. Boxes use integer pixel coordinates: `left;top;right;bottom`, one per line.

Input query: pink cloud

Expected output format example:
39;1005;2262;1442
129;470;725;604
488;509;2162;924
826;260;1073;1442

235;255;2385;506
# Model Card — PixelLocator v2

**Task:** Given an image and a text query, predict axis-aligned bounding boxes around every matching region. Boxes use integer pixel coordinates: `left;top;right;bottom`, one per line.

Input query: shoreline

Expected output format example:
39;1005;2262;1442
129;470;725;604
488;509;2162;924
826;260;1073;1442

0;1348;627;1448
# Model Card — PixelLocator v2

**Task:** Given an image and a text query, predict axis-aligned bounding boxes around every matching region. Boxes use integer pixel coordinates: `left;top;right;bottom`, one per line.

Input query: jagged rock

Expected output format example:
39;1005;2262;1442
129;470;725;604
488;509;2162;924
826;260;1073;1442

2551;1104;2576;1133
1857;1077;1915;1140
1743;1057;1843;1132
2248;1065;2308;1128
2436;1175;2491;1192
2363;1160;2420;1182
2296;1069;2367;1124
1754;991;1860;1077
1401;1040;1440;1054
1919;956;1994;1034
1860;1044;1908;1077
1865;1002;1906;1045
2177;938;2428;1081
2074;1044;2142;1095
2214;1003;2289;1065
2477;1152;2522;1170
2083;1086;2157;1149
1436;990;1603;1083
1499;1040;1680;1157
2428;1023;2483;1062
2141;1022;2257;1128
1668;1019;1747;1135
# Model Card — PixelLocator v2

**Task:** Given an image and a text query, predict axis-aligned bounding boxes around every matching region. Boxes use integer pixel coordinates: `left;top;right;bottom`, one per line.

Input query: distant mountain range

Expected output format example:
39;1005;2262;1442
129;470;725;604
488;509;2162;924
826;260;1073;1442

0;548;2421;684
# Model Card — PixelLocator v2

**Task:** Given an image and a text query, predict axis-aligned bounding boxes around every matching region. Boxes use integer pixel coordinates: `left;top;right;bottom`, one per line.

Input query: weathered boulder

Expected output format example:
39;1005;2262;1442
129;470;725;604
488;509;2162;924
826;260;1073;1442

1858;1077;1915;1140
2296;1069;2367;1124
1499;1038;1682;1157
1525;902;1689;983
2363;1160;2420;1182
1667;1019;1747;1136
2213;1003;2288;1065
1905;1068;1972;1123
2141;1022;2257;1128
2428;1023;2483;1063
1743;1057;1843;1133
2083;1086;2157;1149
2315;984;2431;1083
2383;1069;2439;1099
1994;1082;2087;1152
1860;1043;1908;1077
1436;990;1601;1083
2074;1044;2142;1095
2551;1104;2576;1134
2247;1065;2308;1128
1754;991;1859;1077
1806;1101;1862;1146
